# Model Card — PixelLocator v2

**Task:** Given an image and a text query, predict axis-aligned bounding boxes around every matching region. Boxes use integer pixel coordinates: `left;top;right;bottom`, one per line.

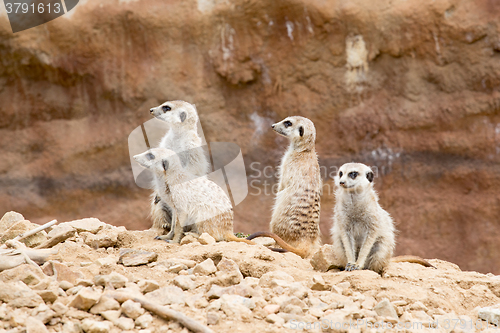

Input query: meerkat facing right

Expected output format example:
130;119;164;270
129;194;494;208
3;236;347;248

247;116;322;258
330;162;434;274
149;100;210;235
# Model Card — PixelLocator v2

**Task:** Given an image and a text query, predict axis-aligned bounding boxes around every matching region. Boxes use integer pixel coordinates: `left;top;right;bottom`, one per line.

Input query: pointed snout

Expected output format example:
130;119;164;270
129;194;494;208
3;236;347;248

150;108;154;114
271;124;276;129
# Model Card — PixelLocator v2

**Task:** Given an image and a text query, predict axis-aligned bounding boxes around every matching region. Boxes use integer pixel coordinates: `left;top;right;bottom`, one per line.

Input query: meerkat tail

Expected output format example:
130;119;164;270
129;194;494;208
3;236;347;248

224;233;256;245
246;231;309;258
391;255;436;268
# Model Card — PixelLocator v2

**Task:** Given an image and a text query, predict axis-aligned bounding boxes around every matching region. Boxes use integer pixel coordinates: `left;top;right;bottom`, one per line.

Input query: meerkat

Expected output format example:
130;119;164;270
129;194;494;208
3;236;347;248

330;162;434;274
134;147;254;245
247;116;322;258
148;100;210;235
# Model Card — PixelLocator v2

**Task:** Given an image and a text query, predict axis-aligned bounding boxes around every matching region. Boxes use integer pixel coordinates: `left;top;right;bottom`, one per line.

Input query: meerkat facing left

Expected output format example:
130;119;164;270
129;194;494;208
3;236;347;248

247;116;322;258
330;162;434;274
134;147;254;245
149;100;210;236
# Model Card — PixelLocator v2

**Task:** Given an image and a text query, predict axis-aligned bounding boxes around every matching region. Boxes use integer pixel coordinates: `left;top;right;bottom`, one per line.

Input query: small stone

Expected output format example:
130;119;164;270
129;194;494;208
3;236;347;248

361;296;377;309
121;299;145;319
0;211;24;232
167;264;188;273
68;287;101;311
109;272;128;288
26;317;49;333
207;312;219;325
76;279;94;287
61;218;106;234
138;280;160;293
479;306;500;325
42;262;85;284
410;301;428;312
310;245;337;272
157;258;197;269
180;234;199;245
100;310;121;323
39;225;76;249
59;280;74;290
90;295;121;314
1;219;47;247
373;298;398;319
85;228;119;248
266;314;285;325
81;318;112;333
118;248;158;266
259;271;294;288
310;275;330;291
0;264;45;285
251;237;276;247
32;304;56;324
220;295;253;321
0;281;44;307
36;289;58;303
135;313;153;329
62;320;82;333
198;233;216;245
51;301;68;316
213;257;243;286
145;286;186;306
264;304;280;314
115;317;135;330
94;256;118;267
173;275;197;291
193;259;217;275
412;310;433;326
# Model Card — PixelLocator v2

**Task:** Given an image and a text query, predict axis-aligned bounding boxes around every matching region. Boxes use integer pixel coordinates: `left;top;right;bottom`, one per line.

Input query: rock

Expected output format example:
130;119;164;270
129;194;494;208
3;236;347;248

193;258;217;275
62;320;83;333
115;317;135;330
266;314;285;326
251;237;276;247
373;298;398;319
207;311;220;325
198;233;216;245
81;318;112;333
42;262;85;284
220;294;254;321
62;218;106;234
100;310;121;323
259;271;294;288
26;317;49;333
137;280;160;294
145;286;186;306
157;258;197;269
173;275;197;291
135;313;153;329
0;211;25;232
51;301;69;316
68;287;102;311
121;299;145;319
108;272;128;288
264;304;280;314
84;228;119;248
0;281;44;307
180;234;199;245
310;274;330;291
0;264;45;285
39;225;76;248
412;310;433;326
280;296;307;312
36;289;59;303
410;301;428;312
212;257;243;286
118;248;158;266
94;256;118;266
478;306;500;325
32;304;56;324
90;295;121;314
270;280;309;299
310;245;337;272
206;283;257;299
220;294;256;310
59;280;74;290
1;219;47;247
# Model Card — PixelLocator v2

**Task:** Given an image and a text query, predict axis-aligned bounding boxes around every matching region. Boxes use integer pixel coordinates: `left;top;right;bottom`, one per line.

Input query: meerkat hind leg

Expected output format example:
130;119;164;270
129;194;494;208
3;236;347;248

155;209;178;242
354;233;379;271
340;232;358;271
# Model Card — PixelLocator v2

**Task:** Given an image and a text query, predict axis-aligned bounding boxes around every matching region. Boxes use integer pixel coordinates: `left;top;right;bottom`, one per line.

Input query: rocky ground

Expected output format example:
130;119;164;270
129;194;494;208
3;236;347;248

1;211;500;333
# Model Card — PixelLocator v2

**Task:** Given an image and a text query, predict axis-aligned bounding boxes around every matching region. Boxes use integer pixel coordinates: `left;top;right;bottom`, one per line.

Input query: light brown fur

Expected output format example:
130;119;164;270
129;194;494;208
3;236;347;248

247;116;322;258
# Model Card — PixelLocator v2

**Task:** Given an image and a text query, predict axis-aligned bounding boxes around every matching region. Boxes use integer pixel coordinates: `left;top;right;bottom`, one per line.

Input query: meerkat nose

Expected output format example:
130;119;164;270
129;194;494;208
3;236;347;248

150;108;154;114
271;124;275;128
340;181;346;186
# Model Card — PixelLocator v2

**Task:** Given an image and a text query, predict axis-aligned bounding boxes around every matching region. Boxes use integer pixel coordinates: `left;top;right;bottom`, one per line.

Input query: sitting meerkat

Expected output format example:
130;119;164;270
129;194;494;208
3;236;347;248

247;116;322;258
134;147;254;245
330;162;434;274
149;100;210;236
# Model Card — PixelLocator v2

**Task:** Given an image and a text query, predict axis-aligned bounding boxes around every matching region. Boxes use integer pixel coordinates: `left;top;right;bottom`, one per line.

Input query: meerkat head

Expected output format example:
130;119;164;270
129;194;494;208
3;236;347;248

133;147;183;177
149;100;198;128
335;163;374;193
271;116;316;150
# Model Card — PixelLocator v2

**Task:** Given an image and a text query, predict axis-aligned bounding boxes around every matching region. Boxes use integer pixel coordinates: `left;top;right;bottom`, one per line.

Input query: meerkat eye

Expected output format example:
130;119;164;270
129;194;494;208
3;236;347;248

348;171;359;179
162;105;171;112
284;120;292;128
146;153;155;160
339;171;343;178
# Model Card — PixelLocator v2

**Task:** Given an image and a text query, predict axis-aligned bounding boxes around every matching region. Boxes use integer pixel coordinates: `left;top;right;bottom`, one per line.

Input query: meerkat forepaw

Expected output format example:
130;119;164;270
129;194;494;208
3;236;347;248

345;263;360;271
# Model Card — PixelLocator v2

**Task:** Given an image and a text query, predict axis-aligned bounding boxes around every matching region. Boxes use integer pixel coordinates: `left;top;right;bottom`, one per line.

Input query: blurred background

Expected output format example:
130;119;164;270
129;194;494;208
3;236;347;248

0;0;499;274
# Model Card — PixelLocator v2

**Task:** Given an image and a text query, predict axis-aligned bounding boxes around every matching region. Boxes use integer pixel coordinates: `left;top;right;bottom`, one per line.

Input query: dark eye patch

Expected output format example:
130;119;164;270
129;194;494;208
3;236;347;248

180;112;186;122
348;171;359;179
162;159;169;171
339;171;343;178
162;105;171;112
284;120;292;128
146;153;155;160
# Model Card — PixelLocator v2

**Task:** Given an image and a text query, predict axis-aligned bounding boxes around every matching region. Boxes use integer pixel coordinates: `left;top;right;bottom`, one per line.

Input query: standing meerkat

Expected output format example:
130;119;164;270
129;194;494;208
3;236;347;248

149;100;210;235
247;116;322;258
330;162;434;274
134;148;254;245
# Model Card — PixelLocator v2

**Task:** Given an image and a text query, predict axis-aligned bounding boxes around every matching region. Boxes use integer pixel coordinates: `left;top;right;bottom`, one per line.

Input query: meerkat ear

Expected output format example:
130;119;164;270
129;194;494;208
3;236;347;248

299;126;304;137
180;112;187;122
366;171;374;183
162;159;169;171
